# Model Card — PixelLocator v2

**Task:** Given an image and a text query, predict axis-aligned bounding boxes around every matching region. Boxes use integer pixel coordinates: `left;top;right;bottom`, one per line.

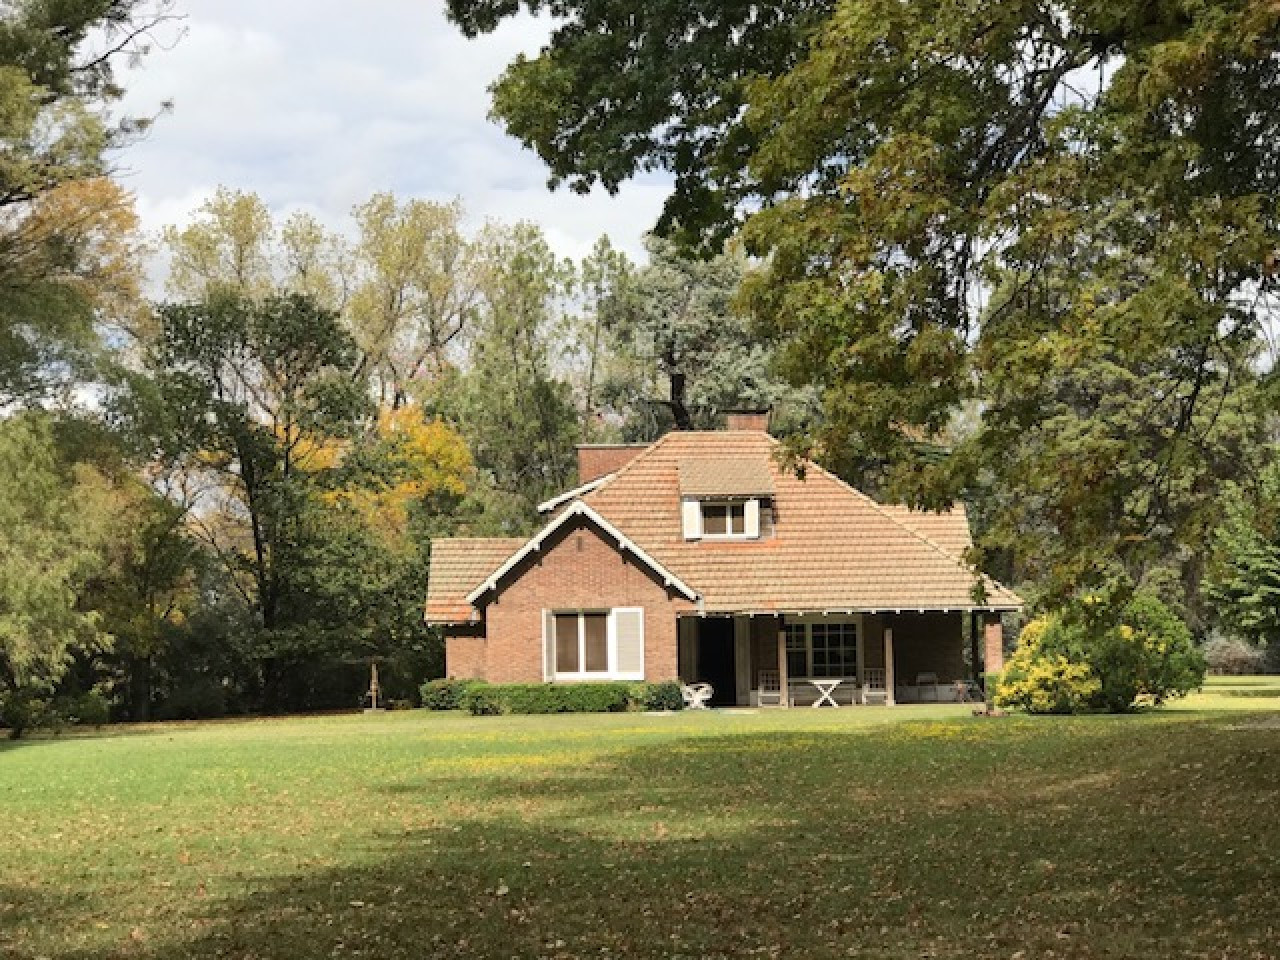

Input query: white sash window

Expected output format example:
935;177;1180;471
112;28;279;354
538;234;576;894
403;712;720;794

543;608;645;681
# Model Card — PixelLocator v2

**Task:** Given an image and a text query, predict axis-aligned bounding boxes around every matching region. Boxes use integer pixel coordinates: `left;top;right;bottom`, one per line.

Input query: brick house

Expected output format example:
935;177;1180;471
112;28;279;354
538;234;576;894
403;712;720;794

425;413;1022;706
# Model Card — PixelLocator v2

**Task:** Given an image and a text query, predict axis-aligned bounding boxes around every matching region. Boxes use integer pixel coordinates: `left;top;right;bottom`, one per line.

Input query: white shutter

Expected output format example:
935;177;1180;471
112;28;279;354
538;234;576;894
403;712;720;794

681;499;702;540
542;609;556;681
744;498;760;538
611;608;645;680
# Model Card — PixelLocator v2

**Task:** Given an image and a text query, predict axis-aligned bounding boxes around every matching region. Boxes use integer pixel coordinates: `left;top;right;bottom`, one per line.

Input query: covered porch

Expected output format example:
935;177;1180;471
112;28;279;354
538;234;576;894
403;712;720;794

677;610;1005;707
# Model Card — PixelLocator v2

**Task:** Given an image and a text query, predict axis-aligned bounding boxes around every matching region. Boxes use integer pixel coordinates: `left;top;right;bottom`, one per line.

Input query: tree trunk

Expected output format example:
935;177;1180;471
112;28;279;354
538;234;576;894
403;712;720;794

668;370;692;430
129;655;153;722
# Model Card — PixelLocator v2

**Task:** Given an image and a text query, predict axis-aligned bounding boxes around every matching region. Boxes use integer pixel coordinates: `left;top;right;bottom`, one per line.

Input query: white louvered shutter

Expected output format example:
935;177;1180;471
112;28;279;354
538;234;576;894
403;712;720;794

681;499;702;540
744;498;760;538
542;609;556;681
611;608;645;680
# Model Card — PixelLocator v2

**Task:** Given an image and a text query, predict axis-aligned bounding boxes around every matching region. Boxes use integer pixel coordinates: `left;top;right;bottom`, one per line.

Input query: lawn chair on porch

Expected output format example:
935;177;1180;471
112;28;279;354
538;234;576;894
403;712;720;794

862;667;889;706
681;682;714;709
916;671;939;701
756;669;792;707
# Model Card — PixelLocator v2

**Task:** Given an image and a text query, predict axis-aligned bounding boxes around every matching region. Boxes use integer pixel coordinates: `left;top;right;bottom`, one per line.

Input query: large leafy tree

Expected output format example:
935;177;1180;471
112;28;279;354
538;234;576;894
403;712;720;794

141;289;478;711
424;223;581;524
1203;462;1280;662
165;189;485;407
454;0;1280;605
0;177;149;400
738;0;1278;602
596;234;816;438
445;0;827;245
0;1;173;401
163;187;280;301
145;292;371;708
83;476;202;722
347;194;482;406
0;415;122;733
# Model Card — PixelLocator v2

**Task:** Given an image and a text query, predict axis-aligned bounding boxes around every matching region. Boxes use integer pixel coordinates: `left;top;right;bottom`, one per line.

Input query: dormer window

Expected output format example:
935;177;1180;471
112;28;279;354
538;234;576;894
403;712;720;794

702;501;747;537
683;497;769;540
678;457;777;542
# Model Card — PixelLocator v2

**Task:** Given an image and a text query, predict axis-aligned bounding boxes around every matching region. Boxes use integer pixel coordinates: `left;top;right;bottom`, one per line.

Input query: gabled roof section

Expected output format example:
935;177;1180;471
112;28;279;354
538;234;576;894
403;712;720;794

880;503;974;558
537;473;614;514
577;443;648;483
425;538;526;624
581;430;1022;613
678;458;776;498
464;500;699;606
529;476;609;514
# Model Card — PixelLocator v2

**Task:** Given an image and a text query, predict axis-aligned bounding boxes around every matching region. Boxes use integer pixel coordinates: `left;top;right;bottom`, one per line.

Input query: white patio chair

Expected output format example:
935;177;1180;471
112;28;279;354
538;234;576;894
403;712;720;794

862;667;889;706
681;682;714;710
756;669;788;707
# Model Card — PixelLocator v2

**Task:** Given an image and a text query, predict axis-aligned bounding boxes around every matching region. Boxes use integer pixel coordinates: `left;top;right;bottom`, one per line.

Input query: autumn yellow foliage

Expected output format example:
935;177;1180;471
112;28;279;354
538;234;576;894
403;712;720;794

326;406;472;542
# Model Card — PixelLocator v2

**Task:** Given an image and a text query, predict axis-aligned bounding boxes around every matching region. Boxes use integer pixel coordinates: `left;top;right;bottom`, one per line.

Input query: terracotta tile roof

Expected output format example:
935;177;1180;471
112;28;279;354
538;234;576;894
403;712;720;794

577;444;648;483
579;430;1021;613
425;537;525;624
880;503;974;558
678;458;776;498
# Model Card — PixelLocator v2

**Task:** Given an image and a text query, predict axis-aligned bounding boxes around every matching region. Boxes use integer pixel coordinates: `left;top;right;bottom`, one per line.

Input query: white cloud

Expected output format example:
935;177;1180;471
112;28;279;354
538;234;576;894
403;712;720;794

114;0;670;276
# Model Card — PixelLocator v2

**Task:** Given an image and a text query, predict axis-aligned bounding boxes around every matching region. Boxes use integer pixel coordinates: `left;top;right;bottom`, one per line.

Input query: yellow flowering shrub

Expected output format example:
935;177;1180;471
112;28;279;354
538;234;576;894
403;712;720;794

995;617;1101;714
996;592;1203;713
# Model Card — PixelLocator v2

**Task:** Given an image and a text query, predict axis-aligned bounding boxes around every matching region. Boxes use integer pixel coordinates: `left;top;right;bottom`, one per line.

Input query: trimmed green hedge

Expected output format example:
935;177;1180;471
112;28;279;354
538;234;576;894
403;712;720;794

419;678;481;711
458;681;684;716
628;680;683;712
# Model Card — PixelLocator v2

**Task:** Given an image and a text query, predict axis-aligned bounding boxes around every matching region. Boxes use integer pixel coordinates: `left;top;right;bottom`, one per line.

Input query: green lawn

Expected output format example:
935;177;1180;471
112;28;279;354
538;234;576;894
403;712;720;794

3;680;1279;960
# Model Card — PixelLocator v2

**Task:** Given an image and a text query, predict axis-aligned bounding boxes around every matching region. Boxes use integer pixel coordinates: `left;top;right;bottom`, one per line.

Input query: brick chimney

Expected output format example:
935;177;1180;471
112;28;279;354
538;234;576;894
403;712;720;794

576;444;647;484
724;409;772;432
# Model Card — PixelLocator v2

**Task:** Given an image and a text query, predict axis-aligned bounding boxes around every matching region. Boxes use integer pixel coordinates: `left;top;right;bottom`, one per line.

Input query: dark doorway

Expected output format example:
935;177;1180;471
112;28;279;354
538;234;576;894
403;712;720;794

697;617;737;706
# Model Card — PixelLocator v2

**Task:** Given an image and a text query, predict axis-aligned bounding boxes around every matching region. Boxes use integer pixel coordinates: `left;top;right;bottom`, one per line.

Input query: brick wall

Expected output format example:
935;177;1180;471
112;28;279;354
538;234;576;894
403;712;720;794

477;517;694;683
725;411;771;432
983;613;1004;674
444;626;485;680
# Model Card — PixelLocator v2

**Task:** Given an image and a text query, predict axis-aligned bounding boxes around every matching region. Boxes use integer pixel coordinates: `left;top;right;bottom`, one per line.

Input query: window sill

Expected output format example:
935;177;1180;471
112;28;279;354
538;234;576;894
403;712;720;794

553;673;644;683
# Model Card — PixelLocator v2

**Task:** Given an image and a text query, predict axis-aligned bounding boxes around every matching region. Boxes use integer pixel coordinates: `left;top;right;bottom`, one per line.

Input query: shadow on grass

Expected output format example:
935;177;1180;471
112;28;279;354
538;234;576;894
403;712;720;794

0;711;398;754
34;720;1279;960
0;883;108;956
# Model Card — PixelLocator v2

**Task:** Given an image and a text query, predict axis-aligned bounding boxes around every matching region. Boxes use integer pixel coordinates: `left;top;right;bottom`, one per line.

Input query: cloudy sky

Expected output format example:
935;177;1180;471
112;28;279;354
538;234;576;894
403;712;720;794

115;1;670;268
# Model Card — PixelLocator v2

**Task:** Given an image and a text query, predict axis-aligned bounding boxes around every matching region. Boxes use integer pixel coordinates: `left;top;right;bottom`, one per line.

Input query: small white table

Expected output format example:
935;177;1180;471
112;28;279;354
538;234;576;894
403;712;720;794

808;679;842;708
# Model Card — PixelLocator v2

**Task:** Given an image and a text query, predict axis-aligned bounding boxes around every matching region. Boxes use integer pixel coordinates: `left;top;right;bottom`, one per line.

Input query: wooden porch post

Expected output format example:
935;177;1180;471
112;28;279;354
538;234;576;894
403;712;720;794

969;611;981;683
776;615;790;708
884;625;896;706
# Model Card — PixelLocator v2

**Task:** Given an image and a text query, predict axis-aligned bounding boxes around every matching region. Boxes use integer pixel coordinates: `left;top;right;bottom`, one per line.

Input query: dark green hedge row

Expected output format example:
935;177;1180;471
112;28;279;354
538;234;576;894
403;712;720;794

419;678;482;711
421;679;684;715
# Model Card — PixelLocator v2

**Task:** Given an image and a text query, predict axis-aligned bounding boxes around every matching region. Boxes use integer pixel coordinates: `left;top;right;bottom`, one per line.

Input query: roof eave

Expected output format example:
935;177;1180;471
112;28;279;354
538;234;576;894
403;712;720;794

536;473;615;513
464;501;700;606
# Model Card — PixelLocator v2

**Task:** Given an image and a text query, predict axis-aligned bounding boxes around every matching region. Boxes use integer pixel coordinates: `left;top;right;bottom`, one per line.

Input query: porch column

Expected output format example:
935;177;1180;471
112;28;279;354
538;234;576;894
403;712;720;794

776;616;790;708
969;611;981;683
884;626;896;706
983;613;1005;675
733;616;751;706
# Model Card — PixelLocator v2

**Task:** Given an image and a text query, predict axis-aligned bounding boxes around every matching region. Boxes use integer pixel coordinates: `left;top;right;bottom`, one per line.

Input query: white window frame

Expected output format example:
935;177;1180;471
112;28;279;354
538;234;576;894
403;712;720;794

699;499;753;540
550;608;645;681
782;616;860;679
